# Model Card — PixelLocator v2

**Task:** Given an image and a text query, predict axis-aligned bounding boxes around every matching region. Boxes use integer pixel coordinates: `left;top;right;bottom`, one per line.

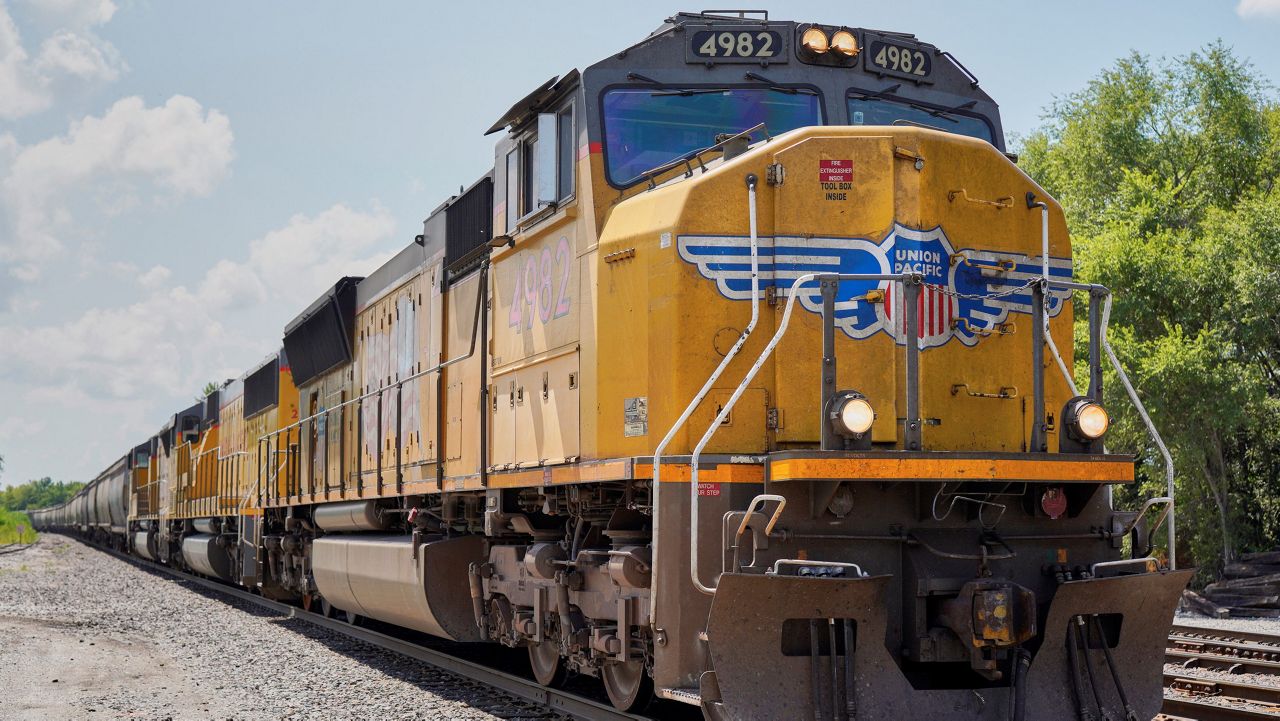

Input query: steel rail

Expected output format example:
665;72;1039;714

1165;673;1280;706
71;539;649;721
1161;694;1280;720
1170;624;1280;650
1166;648;1280;675
0;539;39;556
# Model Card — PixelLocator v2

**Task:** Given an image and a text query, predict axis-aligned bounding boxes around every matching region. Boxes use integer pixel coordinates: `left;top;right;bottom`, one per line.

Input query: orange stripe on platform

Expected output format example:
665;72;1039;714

634;463;765;484
769;457;1133;483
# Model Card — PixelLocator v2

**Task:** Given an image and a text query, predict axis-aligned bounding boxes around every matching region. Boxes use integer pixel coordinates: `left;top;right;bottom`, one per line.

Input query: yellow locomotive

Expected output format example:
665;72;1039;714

34;12;1189;720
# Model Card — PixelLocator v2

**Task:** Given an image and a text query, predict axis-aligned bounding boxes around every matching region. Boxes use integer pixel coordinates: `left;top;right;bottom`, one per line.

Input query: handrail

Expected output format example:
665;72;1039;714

265;264;488;442
1028;199;1078;397
636;122;769;190
654;174;764;606
1099;292;1177;568
1042;278;1177;569
689;271;910;595
251;262;490;509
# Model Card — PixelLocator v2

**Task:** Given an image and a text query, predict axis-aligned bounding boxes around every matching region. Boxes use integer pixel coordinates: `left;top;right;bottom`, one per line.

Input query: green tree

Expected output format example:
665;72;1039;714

0;477;85;511
1021;43;1279;579
198;380;220;402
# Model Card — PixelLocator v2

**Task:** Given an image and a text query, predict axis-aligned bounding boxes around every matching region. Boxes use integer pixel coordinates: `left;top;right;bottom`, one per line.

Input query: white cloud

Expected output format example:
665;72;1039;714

35;30;121;82
0;95;235;279
0;415;45;442
1237;0;1280;17
0;203;396;409
0;0;123;119
0;5;50;118
137;264;171;289
216;203;399;309
16;0;117;28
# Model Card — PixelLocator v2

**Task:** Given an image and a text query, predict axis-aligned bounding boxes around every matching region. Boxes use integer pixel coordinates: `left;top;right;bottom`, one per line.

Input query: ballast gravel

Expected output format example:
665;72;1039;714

0;537;560;720
1174;608;1280;637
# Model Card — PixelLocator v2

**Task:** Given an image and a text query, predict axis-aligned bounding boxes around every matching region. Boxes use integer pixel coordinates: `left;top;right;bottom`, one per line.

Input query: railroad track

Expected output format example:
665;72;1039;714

60;543;1280;721
0;540;38;556
74;539;666;721
1164;623;1280;720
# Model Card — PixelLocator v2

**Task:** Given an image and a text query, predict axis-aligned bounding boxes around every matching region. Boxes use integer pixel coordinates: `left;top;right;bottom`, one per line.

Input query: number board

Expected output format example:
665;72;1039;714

866;39;932;80
687;26;788;63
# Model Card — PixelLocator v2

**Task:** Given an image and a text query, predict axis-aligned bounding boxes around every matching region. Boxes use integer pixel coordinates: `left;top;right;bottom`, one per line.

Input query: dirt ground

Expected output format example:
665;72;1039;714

0;616;234;720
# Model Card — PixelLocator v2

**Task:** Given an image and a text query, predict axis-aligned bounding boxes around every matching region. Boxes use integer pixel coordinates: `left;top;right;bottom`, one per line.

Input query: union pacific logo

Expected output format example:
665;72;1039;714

676;223;1072;349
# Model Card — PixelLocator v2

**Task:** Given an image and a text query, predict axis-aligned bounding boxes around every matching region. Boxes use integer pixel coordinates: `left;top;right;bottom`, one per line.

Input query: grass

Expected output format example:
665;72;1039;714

0;509;38;544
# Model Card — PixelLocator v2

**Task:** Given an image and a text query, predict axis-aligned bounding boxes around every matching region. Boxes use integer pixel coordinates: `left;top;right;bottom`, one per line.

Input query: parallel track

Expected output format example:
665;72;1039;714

1160;695;1280;720
74;539;655;721
1163;623;1280;720
0;540;38;556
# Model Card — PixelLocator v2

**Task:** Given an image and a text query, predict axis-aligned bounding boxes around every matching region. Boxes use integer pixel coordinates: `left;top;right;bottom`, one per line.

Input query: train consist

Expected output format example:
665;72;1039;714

31;12;1190;720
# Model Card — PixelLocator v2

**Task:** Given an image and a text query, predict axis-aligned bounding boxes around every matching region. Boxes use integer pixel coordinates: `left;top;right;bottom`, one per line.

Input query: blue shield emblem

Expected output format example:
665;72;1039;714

677;223;1071;349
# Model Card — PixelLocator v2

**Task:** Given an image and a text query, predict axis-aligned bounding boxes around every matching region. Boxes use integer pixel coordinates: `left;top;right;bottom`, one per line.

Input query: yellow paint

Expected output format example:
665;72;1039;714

593;126;1077;459
254;117;1125;512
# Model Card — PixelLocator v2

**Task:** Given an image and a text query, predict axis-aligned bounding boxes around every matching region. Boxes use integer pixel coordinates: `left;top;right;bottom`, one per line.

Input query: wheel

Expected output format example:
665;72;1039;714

342;609;361;626
528;640;567;688
601;658;653;712
319;597;337;618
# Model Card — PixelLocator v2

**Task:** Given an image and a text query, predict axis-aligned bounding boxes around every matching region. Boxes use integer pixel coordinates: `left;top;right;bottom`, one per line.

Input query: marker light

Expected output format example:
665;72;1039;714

1073;402;1110;440
834;395;875;436
801;27;830;54
830;30;859;57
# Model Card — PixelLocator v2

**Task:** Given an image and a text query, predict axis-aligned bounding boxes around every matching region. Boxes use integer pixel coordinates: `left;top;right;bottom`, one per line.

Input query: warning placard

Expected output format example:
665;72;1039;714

624;396;648;437
819;159;853;182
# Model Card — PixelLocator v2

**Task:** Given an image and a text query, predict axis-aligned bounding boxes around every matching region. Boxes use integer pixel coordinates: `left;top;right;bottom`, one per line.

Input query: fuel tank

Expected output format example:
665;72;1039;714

182;533;234;580
133;531;155;561
313;500;388;532
192;518;221;535
312;534;485;641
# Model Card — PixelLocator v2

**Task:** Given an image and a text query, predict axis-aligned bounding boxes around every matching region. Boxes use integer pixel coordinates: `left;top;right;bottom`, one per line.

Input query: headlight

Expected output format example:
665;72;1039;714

1067;399;1109;440
1074;402;1109;439
833;394;875;435
830;30;859;57
800;27;829;54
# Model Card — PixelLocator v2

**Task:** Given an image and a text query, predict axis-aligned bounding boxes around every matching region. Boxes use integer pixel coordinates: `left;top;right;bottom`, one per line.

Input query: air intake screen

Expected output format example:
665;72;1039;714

283;277;360;387
445;177;493;276
244;356;279;419
202;390;221;429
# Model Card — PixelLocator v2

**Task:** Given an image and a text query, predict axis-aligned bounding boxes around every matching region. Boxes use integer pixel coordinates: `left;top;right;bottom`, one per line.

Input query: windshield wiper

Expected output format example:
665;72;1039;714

850;83;902;102
650;76;815;98
744;72;804;95
909;99;978;123
650;87;733;97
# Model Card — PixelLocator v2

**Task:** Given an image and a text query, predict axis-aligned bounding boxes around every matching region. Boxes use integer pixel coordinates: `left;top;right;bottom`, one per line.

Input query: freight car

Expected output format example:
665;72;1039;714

33;11;1190;720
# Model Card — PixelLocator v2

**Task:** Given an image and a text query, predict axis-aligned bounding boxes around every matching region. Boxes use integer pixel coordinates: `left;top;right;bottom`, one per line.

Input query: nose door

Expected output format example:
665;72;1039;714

768;134;901;446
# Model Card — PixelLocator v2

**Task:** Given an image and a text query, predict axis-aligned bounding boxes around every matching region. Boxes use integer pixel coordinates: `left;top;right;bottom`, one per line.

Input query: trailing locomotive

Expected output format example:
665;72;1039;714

32;12;1189;720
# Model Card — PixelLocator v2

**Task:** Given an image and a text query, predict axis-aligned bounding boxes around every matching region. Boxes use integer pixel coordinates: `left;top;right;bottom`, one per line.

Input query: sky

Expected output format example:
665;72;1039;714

1;0;1278;487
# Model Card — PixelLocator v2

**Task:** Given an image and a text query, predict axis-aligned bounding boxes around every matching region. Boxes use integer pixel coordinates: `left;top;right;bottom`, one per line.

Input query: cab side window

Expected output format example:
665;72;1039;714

500;100;575;234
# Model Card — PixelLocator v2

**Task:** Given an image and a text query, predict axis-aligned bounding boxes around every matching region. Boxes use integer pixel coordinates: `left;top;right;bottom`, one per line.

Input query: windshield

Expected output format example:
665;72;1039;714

602;87;823;186
847;95;993;143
